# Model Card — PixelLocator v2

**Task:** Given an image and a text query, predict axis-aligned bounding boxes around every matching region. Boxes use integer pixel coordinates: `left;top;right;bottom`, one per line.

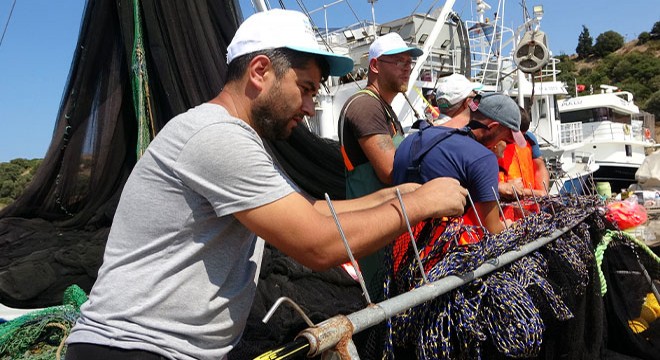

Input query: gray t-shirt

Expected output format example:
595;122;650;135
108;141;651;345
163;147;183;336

66;103;297;359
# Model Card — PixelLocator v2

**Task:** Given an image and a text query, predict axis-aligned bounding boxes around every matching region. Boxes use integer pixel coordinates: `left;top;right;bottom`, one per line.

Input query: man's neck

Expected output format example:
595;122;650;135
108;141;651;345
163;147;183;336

441;110;471;129
366;83;396;104
209;87;250;125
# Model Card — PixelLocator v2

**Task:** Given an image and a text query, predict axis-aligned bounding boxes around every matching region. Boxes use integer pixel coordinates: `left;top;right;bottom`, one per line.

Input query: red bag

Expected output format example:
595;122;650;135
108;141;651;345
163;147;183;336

606;198;648;230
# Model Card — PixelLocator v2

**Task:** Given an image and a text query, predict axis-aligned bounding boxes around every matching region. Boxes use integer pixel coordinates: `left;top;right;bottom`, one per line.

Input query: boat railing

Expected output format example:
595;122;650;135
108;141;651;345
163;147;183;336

465;19;516;89
560;122;583;146
560;121;653;145
533;57;561;83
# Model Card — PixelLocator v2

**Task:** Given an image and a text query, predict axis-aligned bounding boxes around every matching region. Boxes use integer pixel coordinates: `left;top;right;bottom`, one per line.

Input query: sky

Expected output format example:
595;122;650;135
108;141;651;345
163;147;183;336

0;0;657;163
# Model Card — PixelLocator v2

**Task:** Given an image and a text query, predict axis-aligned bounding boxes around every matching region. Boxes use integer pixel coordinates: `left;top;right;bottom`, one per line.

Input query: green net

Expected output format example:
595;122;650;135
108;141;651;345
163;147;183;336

0;285;87;360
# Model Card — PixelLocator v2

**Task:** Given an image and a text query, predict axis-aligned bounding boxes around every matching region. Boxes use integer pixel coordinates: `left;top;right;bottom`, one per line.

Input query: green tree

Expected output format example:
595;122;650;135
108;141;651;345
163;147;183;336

0;158;42;208
638;32;651;44
651;21;660;40
576;25;593;58
645;90;660;120
593;31;624;57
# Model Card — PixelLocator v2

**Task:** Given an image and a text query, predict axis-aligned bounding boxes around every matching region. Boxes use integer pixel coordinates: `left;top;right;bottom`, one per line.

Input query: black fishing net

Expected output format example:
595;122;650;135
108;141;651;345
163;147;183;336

228;244;365;359
0;0;345;309
601;235;660;360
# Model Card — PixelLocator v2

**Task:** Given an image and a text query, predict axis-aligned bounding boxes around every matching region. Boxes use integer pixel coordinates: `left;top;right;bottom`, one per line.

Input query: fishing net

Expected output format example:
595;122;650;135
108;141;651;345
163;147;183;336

598;231;660;360
0;0;345;309
0;285;87;360
380;196;607;359
228;244;366;359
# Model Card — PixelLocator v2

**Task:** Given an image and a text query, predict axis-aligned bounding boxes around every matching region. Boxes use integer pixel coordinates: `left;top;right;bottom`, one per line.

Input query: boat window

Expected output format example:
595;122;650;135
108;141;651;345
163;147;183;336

553;97;561;121
538;98;547;119
560;107;615;124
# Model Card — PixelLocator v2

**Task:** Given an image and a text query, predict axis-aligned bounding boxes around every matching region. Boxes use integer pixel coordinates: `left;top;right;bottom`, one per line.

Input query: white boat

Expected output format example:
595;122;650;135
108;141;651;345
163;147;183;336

557;85;656;192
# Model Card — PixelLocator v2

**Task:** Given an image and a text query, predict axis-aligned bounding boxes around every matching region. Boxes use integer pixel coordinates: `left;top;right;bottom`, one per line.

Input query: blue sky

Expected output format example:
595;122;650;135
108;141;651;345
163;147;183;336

0;0;657;162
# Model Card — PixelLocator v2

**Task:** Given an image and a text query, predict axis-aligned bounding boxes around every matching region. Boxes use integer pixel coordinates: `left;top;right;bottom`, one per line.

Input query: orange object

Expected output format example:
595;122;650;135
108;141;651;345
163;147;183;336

498;142;535;189
605;200;648;230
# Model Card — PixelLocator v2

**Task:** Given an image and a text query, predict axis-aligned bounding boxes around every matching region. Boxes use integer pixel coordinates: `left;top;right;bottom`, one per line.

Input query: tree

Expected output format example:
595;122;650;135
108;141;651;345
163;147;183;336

645;90;660;120
638;32;651;44
576;25;593;58
593;31;624;57
651;21;660;40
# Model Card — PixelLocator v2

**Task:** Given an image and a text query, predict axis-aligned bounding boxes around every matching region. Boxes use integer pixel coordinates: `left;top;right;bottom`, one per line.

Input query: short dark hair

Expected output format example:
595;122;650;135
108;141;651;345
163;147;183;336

226;48;330;83
519;106;530;133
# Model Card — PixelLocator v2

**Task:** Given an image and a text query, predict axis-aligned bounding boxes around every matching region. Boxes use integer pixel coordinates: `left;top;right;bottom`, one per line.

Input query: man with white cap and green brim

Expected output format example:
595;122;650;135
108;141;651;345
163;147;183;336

337;32;424;305
339;33;424;199
434;73;483;126
65;9;467;360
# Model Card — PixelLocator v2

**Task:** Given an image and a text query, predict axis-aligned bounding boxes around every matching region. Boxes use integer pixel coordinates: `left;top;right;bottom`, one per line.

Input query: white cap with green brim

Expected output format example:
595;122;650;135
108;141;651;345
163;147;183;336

227;9;354;77
368;33;424;62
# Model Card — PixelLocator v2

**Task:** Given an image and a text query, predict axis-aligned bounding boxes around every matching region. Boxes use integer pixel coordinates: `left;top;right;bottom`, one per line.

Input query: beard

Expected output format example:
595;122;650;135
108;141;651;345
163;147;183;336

251;82;298;141
383;73;408;93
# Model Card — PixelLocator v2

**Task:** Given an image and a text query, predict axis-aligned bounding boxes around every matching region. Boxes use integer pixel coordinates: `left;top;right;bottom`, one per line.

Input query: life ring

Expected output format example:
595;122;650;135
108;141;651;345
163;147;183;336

644;128;652;139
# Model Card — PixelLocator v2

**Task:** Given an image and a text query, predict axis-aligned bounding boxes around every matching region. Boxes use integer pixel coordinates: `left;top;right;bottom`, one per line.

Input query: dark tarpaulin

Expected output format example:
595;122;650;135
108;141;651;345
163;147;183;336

0;0;346;309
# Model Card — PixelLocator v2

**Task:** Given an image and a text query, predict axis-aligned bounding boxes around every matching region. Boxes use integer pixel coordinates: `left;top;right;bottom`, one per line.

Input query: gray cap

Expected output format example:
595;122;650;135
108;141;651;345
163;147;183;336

468;93;526;147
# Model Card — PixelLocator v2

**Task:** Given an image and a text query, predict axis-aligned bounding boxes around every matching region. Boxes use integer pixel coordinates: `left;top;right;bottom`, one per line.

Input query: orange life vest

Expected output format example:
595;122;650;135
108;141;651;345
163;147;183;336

498;142;535;189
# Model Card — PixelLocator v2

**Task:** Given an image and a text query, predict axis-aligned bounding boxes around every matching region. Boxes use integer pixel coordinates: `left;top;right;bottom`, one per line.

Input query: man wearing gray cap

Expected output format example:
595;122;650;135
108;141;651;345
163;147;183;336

393;93;526;234
65;9;467;360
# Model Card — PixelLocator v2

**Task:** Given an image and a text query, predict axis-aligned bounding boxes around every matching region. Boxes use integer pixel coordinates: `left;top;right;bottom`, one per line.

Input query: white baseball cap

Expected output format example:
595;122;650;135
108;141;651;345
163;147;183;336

227;9;354;77
368;33;423;62
436;73;483;107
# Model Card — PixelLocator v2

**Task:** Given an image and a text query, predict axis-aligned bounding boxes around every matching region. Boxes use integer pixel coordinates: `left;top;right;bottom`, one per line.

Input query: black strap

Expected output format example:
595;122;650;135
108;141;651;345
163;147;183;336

406;123;470;183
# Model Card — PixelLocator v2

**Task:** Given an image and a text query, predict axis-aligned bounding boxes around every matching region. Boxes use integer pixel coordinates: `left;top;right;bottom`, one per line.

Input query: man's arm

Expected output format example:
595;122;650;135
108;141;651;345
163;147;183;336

358;134;397;184
474;201;505;234
234;177;467;271
311;182;420;215
533;157;550;195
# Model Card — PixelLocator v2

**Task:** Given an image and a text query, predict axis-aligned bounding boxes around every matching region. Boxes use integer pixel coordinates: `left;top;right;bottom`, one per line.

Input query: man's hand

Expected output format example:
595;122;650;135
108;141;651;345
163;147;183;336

411;177;467;218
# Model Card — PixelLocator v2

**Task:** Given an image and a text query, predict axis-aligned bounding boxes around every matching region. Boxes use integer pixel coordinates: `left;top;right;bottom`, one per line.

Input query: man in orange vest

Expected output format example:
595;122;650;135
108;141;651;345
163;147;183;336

498;107;550;201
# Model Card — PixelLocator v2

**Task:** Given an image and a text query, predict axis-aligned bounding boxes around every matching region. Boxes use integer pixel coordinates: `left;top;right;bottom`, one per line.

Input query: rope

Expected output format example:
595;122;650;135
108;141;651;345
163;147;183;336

595;232;613;296
44;322;68;360
131;0;155;158
383;199;599;359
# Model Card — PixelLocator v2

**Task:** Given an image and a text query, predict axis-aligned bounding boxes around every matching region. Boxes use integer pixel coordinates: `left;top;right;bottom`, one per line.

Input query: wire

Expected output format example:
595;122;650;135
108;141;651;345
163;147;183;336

0;0;17;49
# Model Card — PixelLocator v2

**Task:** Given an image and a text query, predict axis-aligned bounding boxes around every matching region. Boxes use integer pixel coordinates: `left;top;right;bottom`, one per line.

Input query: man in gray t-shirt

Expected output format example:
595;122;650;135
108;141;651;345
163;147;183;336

65;9;468;360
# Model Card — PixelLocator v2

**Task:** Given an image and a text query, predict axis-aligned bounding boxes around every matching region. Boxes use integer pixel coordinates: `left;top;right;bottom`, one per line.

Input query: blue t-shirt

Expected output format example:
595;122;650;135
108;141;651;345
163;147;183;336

525;132;542;159
393;124;499;203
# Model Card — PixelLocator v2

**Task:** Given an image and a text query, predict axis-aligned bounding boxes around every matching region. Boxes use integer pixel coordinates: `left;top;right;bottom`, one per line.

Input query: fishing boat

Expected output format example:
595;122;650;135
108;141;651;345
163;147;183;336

557;85;656;192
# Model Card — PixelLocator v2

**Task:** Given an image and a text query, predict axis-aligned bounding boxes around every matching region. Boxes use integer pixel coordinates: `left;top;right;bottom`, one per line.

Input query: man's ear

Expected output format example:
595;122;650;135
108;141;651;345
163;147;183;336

368;58;379;74
247;55;271;92
488;121;500;130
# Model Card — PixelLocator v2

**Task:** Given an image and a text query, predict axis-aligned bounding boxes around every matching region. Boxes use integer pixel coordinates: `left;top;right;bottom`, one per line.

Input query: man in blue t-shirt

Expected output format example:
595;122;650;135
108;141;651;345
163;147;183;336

393;93;526;234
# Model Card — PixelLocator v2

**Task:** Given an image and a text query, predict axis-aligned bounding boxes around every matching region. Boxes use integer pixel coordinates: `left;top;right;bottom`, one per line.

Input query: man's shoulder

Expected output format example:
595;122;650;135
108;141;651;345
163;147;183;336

345;91;381;108
525;131;538;143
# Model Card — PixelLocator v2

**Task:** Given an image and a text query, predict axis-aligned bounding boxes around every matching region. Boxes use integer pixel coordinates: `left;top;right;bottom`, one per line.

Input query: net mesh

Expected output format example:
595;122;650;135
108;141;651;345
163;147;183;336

0;285;87;360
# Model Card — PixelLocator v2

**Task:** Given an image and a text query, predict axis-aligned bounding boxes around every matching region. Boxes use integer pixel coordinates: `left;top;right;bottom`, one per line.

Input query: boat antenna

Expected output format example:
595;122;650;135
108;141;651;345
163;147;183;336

368;0;377;33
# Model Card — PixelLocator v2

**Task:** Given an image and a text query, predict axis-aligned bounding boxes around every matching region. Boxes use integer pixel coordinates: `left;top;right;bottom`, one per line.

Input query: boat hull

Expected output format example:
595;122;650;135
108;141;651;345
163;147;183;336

592;164;639;192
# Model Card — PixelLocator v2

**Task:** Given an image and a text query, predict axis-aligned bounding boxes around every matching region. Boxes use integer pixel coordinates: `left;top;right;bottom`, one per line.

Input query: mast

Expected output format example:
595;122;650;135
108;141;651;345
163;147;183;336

253;0;268;12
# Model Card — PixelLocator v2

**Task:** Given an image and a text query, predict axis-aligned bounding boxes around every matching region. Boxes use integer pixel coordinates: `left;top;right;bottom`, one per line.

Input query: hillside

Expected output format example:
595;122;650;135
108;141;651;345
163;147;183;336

555;36;660;134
